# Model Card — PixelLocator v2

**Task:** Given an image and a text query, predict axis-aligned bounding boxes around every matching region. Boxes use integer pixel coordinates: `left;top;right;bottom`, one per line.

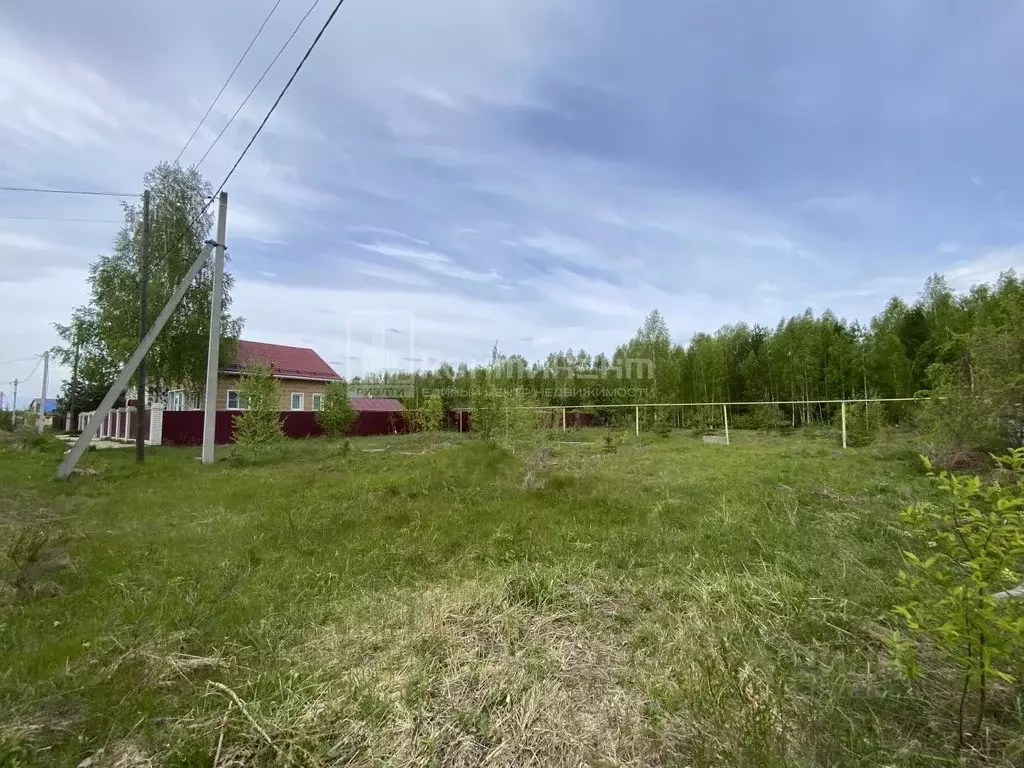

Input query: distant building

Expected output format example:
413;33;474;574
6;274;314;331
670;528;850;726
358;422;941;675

28;398;58;414
165;340;342;412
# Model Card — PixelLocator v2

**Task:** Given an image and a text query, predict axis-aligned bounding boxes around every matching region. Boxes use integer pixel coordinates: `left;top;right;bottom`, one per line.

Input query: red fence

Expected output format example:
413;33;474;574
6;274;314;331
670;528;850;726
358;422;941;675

161;408;592;446
161;410;412;446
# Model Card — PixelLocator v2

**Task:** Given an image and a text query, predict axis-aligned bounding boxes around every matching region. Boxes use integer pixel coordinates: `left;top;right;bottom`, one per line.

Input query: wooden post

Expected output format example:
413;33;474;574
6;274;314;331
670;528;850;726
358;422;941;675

841;400;847;449
635;405;639;436
723;404;730;445
562;407;566;431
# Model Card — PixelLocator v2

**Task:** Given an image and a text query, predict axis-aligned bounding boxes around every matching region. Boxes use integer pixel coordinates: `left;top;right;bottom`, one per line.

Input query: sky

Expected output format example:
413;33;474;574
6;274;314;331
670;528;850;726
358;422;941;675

2;0;1024;407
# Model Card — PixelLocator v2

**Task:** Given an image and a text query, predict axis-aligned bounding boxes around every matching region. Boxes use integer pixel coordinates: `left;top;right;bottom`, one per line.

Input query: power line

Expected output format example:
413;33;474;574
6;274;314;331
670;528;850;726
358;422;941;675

175;0;285;165
205;0;345;197
0;215;121;224
195;0;322;170
0;185;140;198
16;355;43;385
144;0;344;273
0;356;36;366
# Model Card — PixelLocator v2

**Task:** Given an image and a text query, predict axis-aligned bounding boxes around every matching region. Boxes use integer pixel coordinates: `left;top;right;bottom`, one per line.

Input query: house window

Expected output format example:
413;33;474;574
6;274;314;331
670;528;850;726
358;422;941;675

168;390;184;411
312;393;324;411
291;392;304;411
227;391;247;410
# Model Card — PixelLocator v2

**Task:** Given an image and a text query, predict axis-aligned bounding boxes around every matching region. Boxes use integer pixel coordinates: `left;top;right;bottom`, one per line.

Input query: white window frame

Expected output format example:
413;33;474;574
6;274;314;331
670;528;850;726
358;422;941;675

312;393;324;411
290;392;305;411
168;390;184;411
226;390;246;410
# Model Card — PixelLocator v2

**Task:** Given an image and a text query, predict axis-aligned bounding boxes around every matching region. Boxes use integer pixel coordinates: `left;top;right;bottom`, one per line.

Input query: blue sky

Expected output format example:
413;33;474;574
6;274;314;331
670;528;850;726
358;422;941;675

1;0;1023;405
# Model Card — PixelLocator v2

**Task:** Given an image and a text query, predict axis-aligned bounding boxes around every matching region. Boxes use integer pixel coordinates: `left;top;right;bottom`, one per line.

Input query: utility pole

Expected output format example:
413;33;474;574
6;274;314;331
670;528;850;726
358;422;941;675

202;191;228;464
11;379;18;428
68;324;81;432
36;351;49;435
136;189;151;462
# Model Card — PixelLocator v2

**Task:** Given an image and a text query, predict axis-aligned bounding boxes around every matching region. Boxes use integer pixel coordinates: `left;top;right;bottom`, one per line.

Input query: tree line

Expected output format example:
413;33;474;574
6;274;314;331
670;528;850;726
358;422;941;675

363;271;1023;444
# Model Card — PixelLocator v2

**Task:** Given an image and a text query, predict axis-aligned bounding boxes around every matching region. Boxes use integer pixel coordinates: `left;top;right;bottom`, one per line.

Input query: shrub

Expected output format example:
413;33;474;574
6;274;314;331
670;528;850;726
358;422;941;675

652;411;672;438
753;404;784;435
843;401;884;447
888;448;1024;746
471;380;542;455
421;393;445;432
317;380;356;438
233;362;282;458
919;379;1004;454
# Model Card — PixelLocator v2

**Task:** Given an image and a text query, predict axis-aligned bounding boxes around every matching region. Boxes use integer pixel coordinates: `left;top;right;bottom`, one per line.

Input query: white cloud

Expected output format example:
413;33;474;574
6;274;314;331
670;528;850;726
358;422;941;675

355;242;503;283
944;248;1023;291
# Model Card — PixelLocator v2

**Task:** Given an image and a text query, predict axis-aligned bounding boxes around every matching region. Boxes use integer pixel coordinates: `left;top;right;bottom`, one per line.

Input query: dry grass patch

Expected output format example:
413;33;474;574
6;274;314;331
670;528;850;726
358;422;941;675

209;573;657;767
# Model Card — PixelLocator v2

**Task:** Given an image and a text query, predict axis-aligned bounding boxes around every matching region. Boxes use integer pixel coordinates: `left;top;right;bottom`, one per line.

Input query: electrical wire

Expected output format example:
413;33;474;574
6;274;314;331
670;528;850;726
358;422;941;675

140;0;345;273
0;186;139;198
14;355;43;385
0;357;36;366
194;0;322;170
204;0;346;199
0;216;121;224
174;0;285;165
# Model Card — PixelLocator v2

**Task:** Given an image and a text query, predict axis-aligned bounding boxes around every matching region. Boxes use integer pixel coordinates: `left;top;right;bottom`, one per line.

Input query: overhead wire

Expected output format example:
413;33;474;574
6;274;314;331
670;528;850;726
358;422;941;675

0;216;122;224
0;186;139;198
203;0;346;199
174;0;285;165
14;355;43;385
194;0;323;170
90;0;345;278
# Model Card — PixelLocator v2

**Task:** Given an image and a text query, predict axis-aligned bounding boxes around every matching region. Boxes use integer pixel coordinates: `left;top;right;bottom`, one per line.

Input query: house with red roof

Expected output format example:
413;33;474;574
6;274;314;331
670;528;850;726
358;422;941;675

166;340;344;413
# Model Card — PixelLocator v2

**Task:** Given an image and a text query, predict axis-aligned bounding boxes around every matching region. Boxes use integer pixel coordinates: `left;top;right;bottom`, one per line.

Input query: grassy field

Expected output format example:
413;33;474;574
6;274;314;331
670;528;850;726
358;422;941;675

1;428;1021;766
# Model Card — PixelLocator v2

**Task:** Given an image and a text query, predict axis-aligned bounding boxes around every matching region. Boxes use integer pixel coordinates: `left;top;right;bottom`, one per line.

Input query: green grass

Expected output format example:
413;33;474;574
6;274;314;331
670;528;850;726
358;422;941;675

1;428;1021;766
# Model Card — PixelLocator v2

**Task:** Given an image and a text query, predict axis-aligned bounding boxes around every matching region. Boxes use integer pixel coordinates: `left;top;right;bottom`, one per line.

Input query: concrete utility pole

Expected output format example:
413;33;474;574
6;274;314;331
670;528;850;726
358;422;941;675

202;191;228;464
36;351;49;435
11;379;18;428
136;189;151;462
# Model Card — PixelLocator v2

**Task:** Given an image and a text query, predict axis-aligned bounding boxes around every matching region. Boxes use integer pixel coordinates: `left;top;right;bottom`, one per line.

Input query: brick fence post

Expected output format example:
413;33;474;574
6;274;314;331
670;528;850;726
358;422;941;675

148;403;164;446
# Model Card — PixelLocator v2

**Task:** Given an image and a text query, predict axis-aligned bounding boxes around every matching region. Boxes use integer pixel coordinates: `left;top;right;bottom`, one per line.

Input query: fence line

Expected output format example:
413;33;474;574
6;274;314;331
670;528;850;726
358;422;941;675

506;395;928;446
527;395;929;410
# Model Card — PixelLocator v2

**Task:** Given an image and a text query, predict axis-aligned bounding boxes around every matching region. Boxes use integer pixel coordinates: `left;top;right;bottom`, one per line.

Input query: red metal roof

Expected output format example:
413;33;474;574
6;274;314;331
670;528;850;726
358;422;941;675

225;340;341;380
350;398;404;412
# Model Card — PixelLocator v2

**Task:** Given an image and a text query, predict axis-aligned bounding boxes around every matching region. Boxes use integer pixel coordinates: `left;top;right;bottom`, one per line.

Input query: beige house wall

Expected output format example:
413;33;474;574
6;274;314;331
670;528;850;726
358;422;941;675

204;374;332;411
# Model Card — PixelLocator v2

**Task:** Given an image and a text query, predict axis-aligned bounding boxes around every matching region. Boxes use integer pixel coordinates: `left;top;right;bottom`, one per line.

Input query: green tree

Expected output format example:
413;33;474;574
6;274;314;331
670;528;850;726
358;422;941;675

889;450;1024;745
81;162;243;402
421;393;445;432
52;305;121;417
496;385;543;455
233;362;282;458
317;381;357;438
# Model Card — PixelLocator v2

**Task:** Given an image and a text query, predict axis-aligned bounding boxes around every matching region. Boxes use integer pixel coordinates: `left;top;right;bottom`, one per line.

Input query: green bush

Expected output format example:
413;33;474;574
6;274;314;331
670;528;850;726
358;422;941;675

233;362;282;459
843;401;884;447
317;380;356;438
888;448;1024;746
471;380;542;455
421;393;445;432
919;378;1004;453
